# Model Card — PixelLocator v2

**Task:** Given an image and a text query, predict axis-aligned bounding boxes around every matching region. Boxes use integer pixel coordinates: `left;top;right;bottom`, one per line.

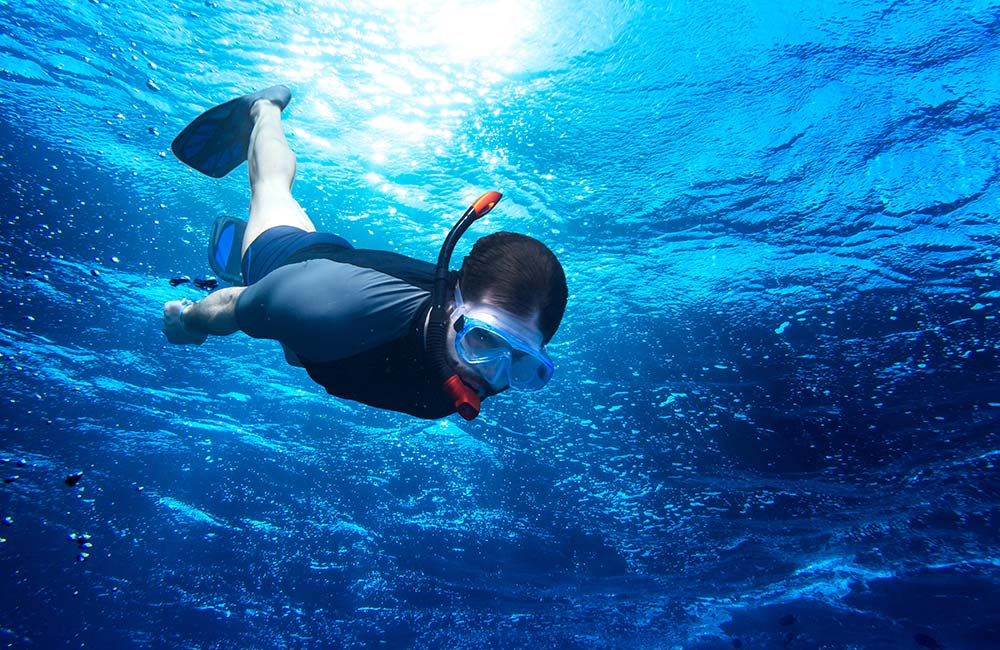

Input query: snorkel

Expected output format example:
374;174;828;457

427;191;502;420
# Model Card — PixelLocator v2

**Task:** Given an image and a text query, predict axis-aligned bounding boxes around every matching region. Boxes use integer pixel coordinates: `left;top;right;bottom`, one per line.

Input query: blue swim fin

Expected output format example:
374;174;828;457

208;215;247;285
171;85;292;178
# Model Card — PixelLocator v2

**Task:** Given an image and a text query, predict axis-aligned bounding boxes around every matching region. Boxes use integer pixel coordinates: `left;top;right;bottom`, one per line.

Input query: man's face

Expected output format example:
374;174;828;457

447;291;547;397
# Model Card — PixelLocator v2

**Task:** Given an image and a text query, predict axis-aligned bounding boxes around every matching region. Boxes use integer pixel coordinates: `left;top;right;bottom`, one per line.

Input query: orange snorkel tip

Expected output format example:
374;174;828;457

471;191;502;218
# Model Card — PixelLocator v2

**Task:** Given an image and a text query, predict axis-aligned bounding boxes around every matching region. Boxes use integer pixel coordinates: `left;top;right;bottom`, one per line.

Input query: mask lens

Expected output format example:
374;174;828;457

460;326;510;359
455;316;553;391
509;350;553;389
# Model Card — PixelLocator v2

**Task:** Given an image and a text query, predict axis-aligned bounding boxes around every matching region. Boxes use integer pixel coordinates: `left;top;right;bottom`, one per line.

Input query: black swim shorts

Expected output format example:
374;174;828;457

241;226;353;285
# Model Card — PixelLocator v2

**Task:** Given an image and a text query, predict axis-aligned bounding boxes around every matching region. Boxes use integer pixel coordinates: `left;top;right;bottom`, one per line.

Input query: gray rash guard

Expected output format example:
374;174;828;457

234;247;459;418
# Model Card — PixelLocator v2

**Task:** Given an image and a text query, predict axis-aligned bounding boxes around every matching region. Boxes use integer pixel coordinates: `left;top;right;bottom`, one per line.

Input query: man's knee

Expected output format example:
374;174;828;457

243;196;316;254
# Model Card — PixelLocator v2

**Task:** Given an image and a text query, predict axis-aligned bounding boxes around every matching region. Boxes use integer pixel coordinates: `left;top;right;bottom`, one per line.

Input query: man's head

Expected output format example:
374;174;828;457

448;232;568;395
457;232;567;344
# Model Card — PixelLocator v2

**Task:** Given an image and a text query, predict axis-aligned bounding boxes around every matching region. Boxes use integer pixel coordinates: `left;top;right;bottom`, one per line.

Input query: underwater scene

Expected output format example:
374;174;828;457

1;0;999;648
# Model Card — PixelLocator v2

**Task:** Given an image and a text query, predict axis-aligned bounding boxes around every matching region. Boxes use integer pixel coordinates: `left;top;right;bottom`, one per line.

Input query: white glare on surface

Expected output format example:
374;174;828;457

394;0;540;65
262;0;544;169
255;0;627;172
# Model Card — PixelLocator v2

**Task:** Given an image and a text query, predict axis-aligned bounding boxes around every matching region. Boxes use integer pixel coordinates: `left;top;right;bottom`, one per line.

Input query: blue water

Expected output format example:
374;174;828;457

2;0;999;648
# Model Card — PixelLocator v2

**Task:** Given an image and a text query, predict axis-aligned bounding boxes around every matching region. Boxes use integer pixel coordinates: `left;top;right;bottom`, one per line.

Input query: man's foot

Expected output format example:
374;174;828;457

248;85;291;111
171;85;292;178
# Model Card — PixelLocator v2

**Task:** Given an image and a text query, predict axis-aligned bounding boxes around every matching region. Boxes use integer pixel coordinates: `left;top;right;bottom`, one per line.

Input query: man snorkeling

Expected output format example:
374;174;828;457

161;85;568;420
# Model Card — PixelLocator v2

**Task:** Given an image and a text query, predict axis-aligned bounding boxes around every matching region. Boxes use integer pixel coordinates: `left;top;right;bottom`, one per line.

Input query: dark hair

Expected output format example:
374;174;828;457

457;232;568;344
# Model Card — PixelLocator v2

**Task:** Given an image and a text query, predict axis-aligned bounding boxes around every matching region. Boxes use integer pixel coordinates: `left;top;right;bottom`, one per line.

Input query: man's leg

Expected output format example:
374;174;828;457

241;101;316;256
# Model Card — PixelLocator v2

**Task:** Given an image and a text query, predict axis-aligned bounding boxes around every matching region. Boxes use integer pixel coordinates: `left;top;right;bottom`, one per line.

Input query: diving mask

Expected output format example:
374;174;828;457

452;284;554;392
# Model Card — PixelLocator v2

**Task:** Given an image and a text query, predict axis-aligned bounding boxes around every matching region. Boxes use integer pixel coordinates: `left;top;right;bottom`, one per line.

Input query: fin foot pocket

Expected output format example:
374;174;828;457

171;85;291;178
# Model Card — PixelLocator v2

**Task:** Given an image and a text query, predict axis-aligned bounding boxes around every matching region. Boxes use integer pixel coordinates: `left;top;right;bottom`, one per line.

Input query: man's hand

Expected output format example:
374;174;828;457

162;300;208;345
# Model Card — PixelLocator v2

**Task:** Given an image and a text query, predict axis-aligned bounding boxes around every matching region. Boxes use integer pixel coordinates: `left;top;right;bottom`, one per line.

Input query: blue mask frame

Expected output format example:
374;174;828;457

452;285;554;391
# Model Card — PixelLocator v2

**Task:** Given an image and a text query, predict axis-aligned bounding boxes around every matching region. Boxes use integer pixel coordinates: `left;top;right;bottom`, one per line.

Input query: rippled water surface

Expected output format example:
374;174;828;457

2;0;999;648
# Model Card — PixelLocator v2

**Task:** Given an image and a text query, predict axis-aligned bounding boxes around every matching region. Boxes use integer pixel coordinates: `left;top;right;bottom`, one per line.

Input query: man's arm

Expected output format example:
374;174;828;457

162;287;246;345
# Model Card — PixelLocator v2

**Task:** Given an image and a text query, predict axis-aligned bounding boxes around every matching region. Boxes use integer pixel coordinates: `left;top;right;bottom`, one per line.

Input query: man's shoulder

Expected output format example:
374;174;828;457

237;255;431;363
304;247;436;291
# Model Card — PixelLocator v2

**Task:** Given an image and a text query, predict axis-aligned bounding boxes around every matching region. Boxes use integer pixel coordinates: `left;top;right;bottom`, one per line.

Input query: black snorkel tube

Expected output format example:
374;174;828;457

427;190;503;420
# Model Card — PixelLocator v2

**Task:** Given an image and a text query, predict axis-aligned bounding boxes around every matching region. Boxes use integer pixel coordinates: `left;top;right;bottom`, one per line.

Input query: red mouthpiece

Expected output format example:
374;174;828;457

443;374;480;420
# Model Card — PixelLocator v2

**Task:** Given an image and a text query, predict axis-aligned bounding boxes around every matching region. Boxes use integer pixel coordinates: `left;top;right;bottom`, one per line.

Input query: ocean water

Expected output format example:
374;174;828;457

1;0;999;648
